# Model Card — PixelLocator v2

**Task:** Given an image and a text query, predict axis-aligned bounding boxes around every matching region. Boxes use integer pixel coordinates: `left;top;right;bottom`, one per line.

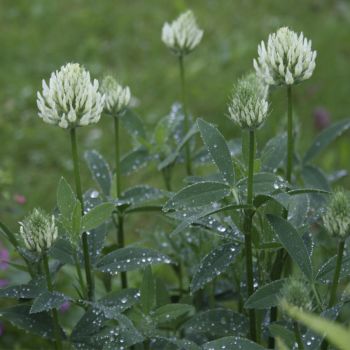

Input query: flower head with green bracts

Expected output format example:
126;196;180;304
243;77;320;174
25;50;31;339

253;27;316;86
162;10;203;56
37;63;105;129
100;76;131;116
323;189;350;240
227;73;269;130
19;208;58;253
279;278;312;311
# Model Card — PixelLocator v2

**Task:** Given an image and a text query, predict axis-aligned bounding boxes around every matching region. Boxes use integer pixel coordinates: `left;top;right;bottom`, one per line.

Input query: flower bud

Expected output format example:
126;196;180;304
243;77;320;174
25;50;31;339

37;63;105;129
227;73;269;130
253;27;317;86
19;209;58;253
100;76;131;116
279;278;312;311
323;189;350;240
162;10;203;56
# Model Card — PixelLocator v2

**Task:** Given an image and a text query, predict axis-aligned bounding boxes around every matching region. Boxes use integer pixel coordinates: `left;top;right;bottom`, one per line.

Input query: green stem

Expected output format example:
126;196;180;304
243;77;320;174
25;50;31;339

293;321;304;350
328;240;345;307
42;253;62;350
179;54;192;176
286;85;293;183
113;116;127;289
243;129;257;342
70;128;94;301
73;251;86;298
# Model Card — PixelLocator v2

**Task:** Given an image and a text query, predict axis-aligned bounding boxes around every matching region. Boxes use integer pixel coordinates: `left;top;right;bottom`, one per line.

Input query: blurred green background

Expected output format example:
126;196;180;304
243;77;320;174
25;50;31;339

1;0;350;222
1;0;350;347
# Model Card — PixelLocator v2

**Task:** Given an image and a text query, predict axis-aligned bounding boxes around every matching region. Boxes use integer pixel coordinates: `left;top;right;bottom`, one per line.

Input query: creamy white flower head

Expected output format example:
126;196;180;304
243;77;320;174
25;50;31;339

228;73;269;130
253;27;317;86
162;10;203;55
100;76;131;116
323;189;350;240
19;208;58;253
37;63;105;128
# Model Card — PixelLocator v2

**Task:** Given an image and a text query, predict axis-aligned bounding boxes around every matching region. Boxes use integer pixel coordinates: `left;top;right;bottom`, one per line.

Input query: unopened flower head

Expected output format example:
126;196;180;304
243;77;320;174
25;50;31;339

162;10;203;55
253;27;317;86
19;208;58;253
279;278;312;311
228;73;269;130
100;76;131;116
37;63;105;129
323;189;350;239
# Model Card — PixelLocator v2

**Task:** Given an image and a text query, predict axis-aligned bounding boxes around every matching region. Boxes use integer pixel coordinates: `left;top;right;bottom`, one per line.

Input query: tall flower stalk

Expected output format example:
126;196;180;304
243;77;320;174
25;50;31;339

254;27;316;182
162;10;203;175
228;73;269;341
37;63;105;301
19;209;62;349
70;128;95;300
101;76;131;289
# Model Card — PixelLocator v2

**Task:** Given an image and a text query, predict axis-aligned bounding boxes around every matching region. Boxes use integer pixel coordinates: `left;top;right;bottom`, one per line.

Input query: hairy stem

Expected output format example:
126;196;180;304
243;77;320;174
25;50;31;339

42;253;62;350
328;240;345;307
179;54;192;176
243;129;257;342
286;85;293;183
114;116;127;288
70;128;94;301
293;321;304;350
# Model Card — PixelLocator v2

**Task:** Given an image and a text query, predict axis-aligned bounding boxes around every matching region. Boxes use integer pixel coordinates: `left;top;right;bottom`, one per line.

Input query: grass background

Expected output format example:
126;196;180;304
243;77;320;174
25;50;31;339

0;0;350;347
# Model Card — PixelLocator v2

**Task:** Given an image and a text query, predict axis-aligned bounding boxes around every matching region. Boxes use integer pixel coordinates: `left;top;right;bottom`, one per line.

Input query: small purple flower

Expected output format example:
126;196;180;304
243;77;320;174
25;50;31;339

0;323;4;336
14;194;27;205
313;107;331;131
60;300;70;313
0;248;9;270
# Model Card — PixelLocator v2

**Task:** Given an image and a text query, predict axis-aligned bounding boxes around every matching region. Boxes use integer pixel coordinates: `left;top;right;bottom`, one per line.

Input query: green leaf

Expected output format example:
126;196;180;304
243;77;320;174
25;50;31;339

30;291;69;314
245;279;286;309
164;181;230;210
57;177;76;220
0;304;65;340
71;200;82;240
202;336;266;350
261;133;287;171
153;337;200;350
302;165;330;191
191;242;241;292
267;214;313;280
140;266;155;314
303;118;350;163
121;147;151;176
0;277;46;299
50;238;75;265
96;247;172;274
152;304;194;325
316;254;350;284
282;302;350;350
84;150;112;196
121;185;166;208
81;202;114;232
0;220;18;248
268;324;295;349
121;108;147;140
182;309;248;339
197;118;235;185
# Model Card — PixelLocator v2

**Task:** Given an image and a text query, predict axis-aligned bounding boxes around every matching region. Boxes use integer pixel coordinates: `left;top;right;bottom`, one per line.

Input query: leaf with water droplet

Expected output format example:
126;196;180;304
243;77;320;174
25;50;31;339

191;242;241;293
85;150;112;197
197;118;235;185
0;277;46;299
81;202;114;232
30;291;69;314
96;247;173;274
202;336;265;350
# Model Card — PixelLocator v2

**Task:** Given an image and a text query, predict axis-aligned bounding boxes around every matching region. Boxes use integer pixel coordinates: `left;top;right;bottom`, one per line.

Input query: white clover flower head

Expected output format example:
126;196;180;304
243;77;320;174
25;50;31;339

228;73;269;130
278;278;312;311
19;208;58;254
100;76;131;116
253;27;317;86
162;10;203;56
37;63;105;129
323;189;350;240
